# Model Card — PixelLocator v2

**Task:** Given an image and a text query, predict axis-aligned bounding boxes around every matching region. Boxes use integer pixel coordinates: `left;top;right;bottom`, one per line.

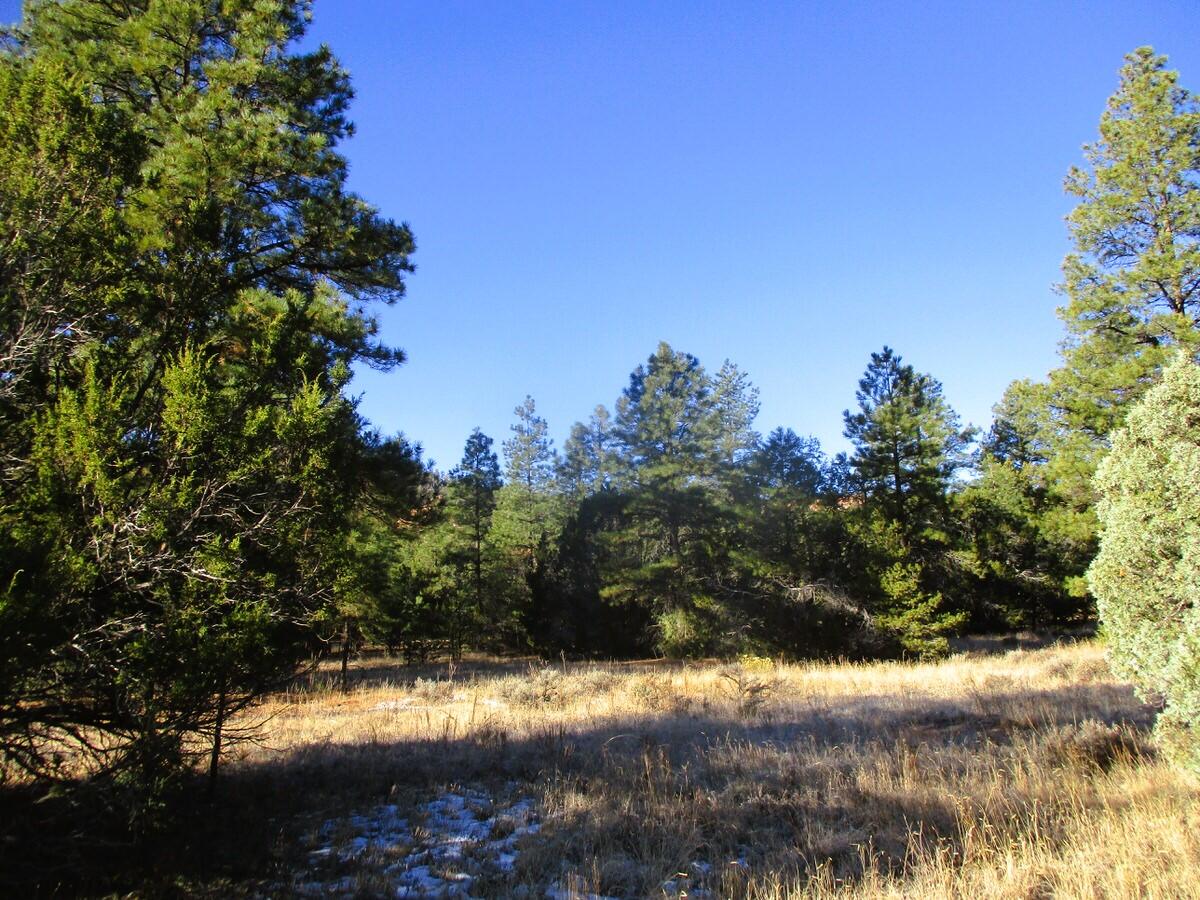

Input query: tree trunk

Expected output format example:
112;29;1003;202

340;618;351;693
208;684;227;798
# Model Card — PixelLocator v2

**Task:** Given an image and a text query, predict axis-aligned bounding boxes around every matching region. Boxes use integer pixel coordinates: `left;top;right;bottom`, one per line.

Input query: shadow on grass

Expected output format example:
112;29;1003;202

299;651;702;693
948;624;1097;657
306;624;1101;694
0;676;1155;897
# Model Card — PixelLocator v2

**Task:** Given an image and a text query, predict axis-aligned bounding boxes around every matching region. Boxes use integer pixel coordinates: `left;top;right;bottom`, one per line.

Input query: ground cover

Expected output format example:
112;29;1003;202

5;635;1198;897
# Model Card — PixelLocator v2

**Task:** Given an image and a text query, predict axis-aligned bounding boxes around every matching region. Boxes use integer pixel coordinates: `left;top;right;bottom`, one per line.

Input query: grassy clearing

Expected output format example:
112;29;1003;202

5;635;1198;897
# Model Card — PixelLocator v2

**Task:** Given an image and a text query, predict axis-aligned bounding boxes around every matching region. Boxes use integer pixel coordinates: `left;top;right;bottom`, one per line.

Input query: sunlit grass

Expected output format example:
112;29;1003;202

202;636;1200;897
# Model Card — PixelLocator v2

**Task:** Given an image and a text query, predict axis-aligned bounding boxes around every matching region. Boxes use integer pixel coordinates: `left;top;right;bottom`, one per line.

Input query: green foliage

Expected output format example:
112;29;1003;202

842;510;966;659
751;428;826;496
0;0;415;808
0;56;138;425
1056;47;1200;443
560;405;621;497
390;494;465;656
1047;45;1200;529
952;380;1096;627
970;47;1200;630
532;341;983;661
3;344;357;789
548;343;889;660
843;347;973;548
319;436;431;680
603;344;718;597
1089;352;1200;771
493;398;562;570
543;489;648;656
601;343;733;653
443;429;503;653
710;360;761;469
875;562;964;660
492;397;565;650
954;460;1062;627
839;348;971;656
501;396;558;491
615;342;721;489
654;602;727;659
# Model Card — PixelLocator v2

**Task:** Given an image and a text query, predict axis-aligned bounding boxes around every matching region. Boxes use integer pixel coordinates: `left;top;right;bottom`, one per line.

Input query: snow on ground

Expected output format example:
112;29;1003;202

296;787;747;897
297;788;539;897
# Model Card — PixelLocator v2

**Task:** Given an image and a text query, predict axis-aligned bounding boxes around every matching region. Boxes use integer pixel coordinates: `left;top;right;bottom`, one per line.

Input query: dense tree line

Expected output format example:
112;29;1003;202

2;0;1199;821
392;341;1021;663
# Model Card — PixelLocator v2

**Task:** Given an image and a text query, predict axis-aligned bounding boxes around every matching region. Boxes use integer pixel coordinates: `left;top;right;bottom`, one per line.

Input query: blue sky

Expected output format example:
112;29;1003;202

5;1;1199;470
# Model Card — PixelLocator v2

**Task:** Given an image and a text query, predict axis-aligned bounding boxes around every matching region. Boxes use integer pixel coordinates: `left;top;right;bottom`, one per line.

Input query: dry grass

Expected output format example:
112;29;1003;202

8;637;1192;896
182;636;1198;898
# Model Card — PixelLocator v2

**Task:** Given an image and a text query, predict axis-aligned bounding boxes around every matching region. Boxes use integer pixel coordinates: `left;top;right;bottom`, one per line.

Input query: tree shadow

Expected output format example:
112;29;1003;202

949;624;1097;657
298;650;696;692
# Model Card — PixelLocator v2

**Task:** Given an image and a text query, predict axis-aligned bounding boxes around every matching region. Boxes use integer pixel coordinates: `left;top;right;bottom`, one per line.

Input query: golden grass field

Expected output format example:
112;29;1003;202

178;635;1200;898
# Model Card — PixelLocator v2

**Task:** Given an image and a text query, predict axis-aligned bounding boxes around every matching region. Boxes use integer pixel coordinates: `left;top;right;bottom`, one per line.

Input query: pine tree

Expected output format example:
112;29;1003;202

609;342;718;593
325;434;430;689
710;360;762;469
615;342;719;489
601;343;733;655
843;347;971;656
491;397;563;648
500;396;558;490
843;347;972;545
956;380;1094;625
560;405;621;497
745;428;829;579
751;428;826;496
974;47;1200;624
445;429;502;655
0;0;414;802
1055;47;1200;443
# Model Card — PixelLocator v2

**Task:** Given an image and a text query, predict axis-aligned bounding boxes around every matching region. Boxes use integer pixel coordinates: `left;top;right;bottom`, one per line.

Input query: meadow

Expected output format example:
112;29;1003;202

40;634;1176;898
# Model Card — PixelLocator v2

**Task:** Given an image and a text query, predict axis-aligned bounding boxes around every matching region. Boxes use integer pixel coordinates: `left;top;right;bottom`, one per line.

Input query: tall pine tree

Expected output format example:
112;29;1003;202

445;429;502;655
975;47;1200;619
602;343;737;655
491;397;562;648
843;347;970;657
844;347;972;545
1055;47;1200;443
560;405;621;497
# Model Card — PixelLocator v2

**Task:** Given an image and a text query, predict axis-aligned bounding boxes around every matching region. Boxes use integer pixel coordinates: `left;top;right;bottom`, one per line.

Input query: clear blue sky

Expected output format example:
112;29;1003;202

5;1;1199;471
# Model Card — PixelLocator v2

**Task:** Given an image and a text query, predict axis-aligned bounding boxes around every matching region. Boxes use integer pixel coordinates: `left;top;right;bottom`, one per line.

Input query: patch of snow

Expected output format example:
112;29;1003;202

394;864;473;898
663;868;716;898
543;873;620;900
544;887;620;900
658;858;735;897
298;788;540;897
